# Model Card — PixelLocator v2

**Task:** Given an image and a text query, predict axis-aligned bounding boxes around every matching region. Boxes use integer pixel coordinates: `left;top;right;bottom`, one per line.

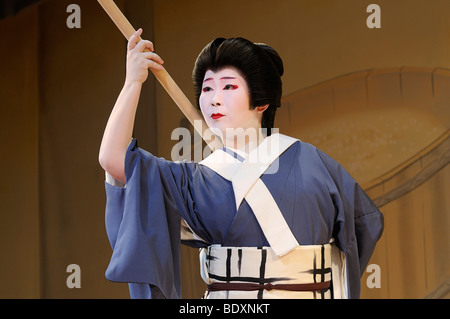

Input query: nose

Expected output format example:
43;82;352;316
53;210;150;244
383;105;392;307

211;90;222;107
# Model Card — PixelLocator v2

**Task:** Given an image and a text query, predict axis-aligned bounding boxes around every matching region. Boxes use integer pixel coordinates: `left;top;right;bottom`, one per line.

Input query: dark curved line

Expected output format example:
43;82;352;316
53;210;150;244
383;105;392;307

368;132;450;207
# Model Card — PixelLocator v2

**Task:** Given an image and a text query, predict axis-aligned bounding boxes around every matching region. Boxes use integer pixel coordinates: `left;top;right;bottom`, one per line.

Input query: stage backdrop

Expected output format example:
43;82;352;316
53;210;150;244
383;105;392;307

0;0;448;298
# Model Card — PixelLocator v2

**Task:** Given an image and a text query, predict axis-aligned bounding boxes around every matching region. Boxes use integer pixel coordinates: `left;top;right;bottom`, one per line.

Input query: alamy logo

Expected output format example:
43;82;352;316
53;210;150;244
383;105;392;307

66;4;81;29
366;263;381;288
171;121;281;174
66;264;81;288
366;4;381;29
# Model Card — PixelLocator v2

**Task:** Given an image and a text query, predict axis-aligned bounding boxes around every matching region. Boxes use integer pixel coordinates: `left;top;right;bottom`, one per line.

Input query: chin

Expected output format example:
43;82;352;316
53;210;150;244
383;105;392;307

205;124;224;138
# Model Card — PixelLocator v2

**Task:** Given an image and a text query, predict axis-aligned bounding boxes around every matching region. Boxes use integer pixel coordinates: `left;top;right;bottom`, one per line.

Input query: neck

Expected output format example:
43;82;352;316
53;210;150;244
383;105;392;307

222;127;267;154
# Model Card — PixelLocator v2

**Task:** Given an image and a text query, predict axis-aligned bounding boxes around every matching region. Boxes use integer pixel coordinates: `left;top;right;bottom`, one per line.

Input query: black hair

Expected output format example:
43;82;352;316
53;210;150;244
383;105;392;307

192;37;284;135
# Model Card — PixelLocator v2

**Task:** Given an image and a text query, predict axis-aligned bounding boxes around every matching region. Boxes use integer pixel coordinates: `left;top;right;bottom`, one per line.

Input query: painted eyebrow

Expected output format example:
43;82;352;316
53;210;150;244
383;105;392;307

203;76;237;82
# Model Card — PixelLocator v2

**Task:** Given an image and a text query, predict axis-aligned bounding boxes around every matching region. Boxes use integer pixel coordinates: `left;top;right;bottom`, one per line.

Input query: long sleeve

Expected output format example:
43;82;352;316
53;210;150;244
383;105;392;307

317;148;384;298
104;139;194;299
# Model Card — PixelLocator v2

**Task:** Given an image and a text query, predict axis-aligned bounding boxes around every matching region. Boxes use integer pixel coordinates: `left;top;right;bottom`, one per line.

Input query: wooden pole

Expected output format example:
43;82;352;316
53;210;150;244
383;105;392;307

97;0;222;151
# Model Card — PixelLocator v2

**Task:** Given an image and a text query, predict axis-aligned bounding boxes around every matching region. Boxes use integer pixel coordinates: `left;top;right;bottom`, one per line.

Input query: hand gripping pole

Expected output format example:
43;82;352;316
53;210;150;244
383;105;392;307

97;0;222;151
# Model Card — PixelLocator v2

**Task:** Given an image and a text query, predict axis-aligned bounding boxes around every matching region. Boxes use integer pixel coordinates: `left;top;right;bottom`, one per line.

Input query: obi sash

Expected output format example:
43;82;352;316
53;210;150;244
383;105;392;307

200;244;333;299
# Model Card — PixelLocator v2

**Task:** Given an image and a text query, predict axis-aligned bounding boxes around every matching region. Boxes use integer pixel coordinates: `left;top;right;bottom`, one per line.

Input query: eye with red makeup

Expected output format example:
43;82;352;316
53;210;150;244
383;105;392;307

202;84;238;92
224;84;239;90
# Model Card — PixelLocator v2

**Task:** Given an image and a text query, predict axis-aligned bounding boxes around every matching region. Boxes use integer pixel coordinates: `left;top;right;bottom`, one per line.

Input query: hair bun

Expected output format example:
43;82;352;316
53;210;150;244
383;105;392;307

209;38;226;61
256;43;284;77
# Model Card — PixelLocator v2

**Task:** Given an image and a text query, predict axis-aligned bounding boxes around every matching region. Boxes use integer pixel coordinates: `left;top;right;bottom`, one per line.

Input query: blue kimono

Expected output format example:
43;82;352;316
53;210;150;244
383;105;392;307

104;136;383;299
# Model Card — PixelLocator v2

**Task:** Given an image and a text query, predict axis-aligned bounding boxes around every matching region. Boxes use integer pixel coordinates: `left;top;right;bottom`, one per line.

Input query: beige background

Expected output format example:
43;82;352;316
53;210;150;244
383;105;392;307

0;0;448;298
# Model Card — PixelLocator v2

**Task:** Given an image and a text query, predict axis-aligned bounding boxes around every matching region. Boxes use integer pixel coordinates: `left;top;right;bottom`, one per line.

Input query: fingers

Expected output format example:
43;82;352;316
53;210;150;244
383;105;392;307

126;28;164;74
145;59;164;71
128;28;154;52
127;28;143;51
135;40;154;53
142;51;164;66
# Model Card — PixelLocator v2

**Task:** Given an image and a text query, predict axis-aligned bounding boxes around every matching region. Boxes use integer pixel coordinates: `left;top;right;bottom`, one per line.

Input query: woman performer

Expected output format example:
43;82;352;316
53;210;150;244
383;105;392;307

99;29;384;299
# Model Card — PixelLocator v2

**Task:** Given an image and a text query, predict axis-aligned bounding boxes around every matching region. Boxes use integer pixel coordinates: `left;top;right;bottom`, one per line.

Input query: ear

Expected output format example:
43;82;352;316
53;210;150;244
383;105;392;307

254;104;269;114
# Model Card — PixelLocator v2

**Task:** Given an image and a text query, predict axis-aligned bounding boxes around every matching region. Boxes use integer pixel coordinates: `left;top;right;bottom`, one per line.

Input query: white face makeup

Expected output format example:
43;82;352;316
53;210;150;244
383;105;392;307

199;68;266;150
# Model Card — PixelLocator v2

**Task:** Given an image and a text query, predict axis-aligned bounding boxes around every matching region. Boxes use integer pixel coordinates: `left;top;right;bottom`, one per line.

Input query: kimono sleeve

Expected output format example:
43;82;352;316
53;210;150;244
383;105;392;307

317;149;384;298
104;139;193;299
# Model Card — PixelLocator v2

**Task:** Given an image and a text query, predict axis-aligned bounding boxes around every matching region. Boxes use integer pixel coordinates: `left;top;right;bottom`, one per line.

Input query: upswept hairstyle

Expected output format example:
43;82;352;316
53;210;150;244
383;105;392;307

192;37;284;135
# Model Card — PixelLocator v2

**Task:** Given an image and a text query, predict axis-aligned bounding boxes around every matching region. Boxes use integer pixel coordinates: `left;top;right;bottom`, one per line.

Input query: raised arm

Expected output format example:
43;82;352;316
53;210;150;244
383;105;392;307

99;29;164;184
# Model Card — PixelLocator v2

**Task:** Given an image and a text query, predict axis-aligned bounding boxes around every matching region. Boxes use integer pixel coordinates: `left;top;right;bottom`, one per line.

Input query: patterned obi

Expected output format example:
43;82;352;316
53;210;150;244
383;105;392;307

200;244;334;299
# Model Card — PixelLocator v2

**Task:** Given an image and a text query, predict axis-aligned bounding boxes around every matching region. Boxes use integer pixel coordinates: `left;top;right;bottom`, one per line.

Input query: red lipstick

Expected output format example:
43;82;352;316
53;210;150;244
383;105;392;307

211;113;224;120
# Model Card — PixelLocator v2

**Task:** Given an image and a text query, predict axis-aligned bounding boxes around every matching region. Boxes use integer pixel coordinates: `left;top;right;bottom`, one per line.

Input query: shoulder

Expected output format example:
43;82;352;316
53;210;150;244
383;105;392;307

294;139;342;169
285;138;327;163
286;139;350;184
